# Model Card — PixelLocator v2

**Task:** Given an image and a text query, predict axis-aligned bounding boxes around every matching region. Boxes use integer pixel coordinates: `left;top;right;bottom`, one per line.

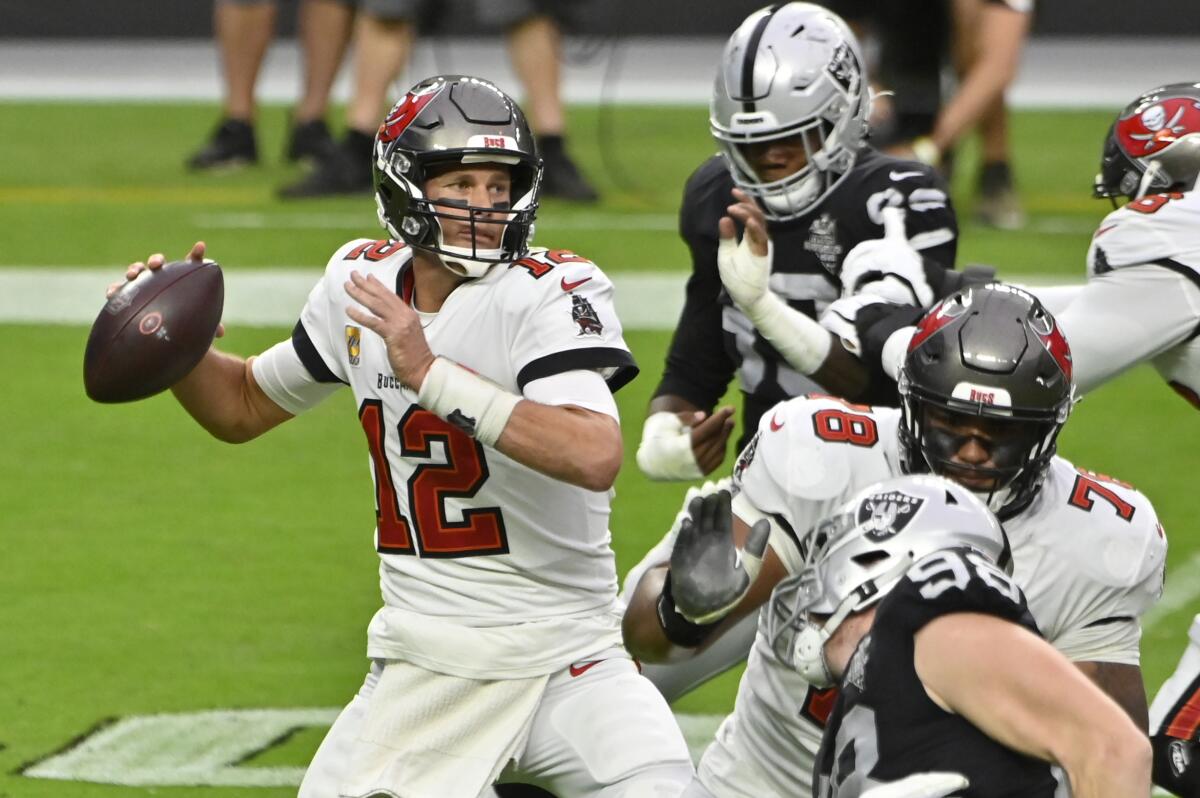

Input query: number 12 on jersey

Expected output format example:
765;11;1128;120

359;400;510;558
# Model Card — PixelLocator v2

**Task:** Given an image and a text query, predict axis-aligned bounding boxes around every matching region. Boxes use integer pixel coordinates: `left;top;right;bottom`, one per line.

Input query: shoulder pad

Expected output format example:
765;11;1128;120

1088;193;1194;274
750;395;891;501
506;247;597;281
1046;461;1167;590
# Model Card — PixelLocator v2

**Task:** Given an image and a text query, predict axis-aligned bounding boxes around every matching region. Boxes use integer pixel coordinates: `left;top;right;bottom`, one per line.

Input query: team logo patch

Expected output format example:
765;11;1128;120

1169;739;1191;777
571;294;603;336
734;431;761;482
345;325;361;367
857;491;924;541
804;213;843;274
1118;97;1200;155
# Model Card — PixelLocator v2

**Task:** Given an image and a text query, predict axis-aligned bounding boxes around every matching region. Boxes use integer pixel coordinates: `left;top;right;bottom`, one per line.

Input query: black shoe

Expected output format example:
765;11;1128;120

187;118;257;170
286;117;337;164
539;135;599;202
279;132;374;199
976;161;1025;230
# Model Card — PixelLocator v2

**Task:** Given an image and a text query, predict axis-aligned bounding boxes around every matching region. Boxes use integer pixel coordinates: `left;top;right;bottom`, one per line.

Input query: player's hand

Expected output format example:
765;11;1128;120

345;270;436;390
637;407;735;480
717;188;773;313
860;773;969;798
839;207;934;307
669;490;771;624
107;242;225;338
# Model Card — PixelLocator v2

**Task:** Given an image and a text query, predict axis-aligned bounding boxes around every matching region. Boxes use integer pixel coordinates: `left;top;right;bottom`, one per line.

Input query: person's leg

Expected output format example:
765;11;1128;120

280;2;413;198
295;0;354;124
502;9;598;201
974;95;1024;229
188;0;276;169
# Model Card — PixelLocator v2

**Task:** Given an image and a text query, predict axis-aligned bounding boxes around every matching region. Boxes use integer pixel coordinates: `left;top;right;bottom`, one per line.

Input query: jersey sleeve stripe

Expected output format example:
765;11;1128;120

1148;259;1200;341
291;321;348;385
516;348;639;393
1162;676;1200;739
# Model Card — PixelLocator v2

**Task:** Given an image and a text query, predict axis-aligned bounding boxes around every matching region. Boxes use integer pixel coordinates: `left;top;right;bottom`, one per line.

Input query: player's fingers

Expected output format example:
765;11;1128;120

147;253;166;270
105;280;123;299
880;205;907;240
214;322;226;339
676;409;707;427
345;304;382;332
718;215;737;241
188;241;206;262
124;262;145;281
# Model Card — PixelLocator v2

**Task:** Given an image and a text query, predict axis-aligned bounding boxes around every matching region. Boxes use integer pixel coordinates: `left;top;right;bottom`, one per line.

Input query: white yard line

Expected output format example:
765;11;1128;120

0;268;1081;330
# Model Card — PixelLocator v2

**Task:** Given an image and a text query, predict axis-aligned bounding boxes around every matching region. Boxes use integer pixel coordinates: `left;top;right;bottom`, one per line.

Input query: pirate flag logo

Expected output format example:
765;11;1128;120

571;294;603;336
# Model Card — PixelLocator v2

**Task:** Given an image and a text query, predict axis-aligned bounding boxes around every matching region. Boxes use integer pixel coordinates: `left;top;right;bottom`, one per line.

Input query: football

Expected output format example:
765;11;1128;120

83;259;224;403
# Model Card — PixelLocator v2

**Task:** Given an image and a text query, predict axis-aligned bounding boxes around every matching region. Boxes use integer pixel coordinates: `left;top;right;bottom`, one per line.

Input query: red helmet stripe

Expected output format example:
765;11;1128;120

1036;320;1073;383
378;85;444;145
908;300;957;352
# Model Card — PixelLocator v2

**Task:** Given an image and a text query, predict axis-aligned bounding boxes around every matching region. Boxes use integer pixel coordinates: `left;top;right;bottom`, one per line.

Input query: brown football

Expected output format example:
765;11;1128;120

84;260;224;403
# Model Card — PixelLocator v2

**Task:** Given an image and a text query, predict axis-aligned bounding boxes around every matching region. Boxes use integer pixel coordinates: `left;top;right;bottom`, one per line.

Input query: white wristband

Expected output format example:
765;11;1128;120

881;325;917;382
416;357;520;447
746;292;832;374
636;411;704;481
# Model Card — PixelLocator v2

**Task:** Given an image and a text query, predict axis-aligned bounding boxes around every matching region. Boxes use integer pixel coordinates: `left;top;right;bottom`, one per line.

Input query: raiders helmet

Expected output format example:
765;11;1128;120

898;284;1075;518
766;475;1007;686
373;75;542;278
1094;82;1200;202
710;2;870;221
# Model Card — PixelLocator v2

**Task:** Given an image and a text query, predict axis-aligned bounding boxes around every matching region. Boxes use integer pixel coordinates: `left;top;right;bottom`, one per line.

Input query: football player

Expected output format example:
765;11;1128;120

765;474;1151;796
1149;614;1200;798
751;81;1200;413
110;75;693;798
635;2;962;483
622;284;1166;797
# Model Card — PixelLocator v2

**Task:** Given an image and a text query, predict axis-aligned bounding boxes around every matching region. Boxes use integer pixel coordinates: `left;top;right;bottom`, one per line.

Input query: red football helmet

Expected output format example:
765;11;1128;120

1094;82;1200;202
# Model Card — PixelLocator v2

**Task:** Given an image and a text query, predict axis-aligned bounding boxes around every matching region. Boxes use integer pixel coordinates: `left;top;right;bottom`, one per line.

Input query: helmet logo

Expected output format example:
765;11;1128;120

951;382;1013;409
857;491;924;541
378;85;443;145
1119;98;1200;155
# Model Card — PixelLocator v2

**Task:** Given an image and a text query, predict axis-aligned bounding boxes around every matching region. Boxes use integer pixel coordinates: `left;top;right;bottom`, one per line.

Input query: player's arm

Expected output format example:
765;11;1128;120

624;494;786;663
109;243;295;443
494;399;623;492
914;612;1152;798
1075;660;1150;730
638;196;741;480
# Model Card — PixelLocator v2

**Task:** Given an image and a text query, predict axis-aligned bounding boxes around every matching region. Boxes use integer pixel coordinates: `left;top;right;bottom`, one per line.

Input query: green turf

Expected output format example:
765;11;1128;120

1;102;1197;796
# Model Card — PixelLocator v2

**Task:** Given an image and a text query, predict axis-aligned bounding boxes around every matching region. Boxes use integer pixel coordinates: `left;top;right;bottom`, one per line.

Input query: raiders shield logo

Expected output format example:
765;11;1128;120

857;491;925;541
571;294;604;336
803;213;843;274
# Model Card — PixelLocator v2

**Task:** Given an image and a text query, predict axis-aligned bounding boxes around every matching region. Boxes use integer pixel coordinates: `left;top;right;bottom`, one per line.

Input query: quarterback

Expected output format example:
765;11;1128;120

623;285;1166;797
111;75;693;798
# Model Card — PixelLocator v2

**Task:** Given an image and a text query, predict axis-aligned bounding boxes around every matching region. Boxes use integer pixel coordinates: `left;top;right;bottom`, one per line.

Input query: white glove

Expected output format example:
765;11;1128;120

717;234;831;374
717;234;772;314
860;773;969;798
637;411;703;481
840;206;935;307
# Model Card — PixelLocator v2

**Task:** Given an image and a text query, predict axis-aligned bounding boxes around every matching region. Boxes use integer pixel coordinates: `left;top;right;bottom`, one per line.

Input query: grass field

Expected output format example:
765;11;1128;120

1;101;1197;797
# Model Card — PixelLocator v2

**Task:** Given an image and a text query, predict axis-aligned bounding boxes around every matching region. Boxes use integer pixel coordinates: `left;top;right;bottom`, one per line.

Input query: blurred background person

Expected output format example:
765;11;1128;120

187;0;353;170
834;0;1033;229
281;0;599;201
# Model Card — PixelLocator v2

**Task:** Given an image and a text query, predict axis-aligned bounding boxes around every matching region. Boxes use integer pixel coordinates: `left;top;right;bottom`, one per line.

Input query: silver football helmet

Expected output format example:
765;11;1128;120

710;2;871;221
766;475;1007;687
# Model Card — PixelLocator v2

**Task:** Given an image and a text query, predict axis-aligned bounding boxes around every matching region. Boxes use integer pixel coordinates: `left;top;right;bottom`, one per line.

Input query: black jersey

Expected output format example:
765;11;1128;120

813;548;1057;798
655;148;958;450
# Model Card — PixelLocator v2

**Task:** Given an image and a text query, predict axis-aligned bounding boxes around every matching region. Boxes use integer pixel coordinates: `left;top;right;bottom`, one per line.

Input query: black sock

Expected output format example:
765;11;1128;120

538;134;566;158
344;129;376;161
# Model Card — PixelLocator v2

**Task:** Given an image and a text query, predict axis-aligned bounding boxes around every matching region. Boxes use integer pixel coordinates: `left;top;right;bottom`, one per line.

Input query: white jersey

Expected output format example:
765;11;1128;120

255;239;638;678
690;395;1166;797
1080;190;1200;405
1150;614;1200;740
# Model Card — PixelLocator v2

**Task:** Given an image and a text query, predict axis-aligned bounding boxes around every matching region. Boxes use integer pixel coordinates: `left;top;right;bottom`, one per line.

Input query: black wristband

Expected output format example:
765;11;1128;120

656;571;721;648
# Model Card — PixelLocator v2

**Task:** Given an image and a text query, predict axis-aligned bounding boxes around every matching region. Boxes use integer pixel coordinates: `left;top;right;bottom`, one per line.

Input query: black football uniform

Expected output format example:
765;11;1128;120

813;547;1058;798
655;148;959;451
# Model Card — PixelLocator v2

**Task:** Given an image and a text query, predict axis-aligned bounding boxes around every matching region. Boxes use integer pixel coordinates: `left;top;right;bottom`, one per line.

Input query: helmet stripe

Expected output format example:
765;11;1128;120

739;4;785;113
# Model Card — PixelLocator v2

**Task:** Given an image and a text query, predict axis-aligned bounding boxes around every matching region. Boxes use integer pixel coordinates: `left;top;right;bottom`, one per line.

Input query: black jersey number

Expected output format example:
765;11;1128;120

359;400;509;558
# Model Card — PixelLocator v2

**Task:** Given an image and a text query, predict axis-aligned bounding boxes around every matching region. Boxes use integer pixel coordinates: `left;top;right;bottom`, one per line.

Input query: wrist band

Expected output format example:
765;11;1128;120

417;357;520;447
656;571;721;648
